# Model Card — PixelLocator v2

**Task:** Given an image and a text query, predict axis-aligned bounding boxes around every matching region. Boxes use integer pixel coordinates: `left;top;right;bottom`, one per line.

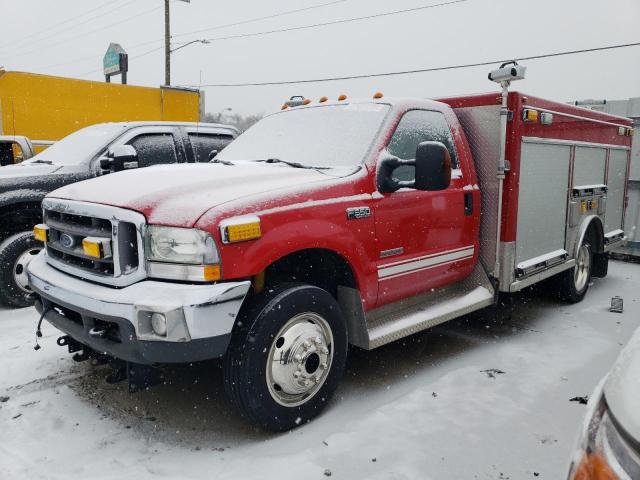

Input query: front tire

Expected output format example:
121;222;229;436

0;231;42;308
223;283;348;431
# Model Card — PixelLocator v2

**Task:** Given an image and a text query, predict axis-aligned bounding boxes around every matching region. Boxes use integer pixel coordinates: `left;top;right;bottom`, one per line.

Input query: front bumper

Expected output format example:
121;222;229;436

28;253;251;365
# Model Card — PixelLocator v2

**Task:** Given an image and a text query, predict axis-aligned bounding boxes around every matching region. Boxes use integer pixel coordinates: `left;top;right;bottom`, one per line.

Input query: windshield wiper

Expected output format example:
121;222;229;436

210;158;235;166
255;158;330;170
25;159;55;165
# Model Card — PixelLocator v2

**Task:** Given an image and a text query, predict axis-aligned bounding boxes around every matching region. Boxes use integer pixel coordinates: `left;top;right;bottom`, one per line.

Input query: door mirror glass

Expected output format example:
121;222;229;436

414;141;451;191
101;144;138;173
377;142;451;193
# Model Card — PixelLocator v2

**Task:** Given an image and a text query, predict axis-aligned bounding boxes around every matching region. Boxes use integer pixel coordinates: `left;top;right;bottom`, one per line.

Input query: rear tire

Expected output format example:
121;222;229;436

555;238;593;303
0;231;41;308
223;283;348;431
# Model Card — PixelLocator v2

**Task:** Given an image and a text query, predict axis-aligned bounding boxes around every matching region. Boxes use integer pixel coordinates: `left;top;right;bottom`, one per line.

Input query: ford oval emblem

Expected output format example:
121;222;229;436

60;233;75;249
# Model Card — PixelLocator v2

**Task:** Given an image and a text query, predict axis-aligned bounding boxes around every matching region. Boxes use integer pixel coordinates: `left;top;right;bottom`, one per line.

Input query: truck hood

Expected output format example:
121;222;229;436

0;163;62;177
604;326;640;443
48;163;334;226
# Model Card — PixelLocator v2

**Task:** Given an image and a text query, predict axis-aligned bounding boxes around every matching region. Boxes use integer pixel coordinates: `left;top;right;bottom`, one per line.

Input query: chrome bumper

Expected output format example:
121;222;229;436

27;253;251;364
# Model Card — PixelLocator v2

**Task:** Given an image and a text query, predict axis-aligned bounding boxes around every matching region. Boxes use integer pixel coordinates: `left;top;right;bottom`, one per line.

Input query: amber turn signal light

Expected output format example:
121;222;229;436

33;224;49;243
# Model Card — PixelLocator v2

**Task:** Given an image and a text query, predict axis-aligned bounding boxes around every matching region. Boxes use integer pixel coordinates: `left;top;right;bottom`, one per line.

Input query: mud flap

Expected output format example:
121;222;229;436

104;360;165;393
126;363;165;393
592;252;609;278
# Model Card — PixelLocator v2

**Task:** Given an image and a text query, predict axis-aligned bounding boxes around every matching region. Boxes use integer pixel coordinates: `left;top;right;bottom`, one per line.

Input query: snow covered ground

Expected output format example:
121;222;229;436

1;260;639;480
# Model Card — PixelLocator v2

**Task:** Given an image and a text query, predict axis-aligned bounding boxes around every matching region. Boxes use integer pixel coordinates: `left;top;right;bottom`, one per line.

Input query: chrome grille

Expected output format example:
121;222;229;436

42;199;147;287
46;210;116;276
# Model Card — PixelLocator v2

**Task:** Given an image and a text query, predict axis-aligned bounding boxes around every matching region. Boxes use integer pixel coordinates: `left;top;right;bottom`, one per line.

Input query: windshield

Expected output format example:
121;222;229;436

25;124;127;166
217;103;390;168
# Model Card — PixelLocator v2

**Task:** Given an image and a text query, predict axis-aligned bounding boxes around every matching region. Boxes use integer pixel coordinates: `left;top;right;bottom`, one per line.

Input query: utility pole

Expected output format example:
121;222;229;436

164;0;190;86
164;0;170;85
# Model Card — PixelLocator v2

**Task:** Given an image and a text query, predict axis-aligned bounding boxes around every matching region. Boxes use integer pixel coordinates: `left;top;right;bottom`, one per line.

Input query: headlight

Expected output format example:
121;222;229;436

569;386;640;480
145;226;221;282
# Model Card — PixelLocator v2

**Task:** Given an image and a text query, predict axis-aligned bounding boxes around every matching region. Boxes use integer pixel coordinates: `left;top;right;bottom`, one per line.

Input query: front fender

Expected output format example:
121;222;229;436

212;206;378;306
0;189;48;210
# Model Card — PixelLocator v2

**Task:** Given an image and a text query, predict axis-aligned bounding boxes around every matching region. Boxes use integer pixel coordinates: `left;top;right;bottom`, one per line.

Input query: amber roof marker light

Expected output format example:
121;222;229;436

373;91;384;99
338;94;347;101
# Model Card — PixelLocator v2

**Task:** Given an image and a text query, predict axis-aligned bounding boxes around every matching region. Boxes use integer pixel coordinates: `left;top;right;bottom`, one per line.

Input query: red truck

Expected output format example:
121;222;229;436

28;68;633;431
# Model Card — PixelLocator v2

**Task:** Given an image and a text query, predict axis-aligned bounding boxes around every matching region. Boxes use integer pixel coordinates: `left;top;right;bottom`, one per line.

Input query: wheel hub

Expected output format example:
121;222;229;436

266;312;333;407
14;247;41;293
574;244;591;292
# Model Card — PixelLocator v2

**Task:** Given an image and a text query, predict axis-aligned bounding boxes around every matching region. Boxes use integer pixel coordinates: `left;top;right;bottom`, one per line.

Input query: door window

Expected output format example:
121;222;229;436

127;133;177;167
188;133;234;162
386;110;459;182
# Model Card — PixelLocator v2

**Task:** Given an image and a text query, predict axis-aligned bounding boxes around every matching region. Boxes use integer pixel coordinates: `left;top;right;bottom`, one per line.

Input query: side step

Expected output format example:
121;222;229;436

362;264;495;349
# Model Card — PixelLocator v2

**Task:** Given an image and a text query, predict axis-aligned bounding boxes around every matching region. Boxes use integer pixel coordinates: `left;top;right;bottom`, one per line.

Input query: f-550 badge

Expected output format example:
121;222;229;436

346;206;371;220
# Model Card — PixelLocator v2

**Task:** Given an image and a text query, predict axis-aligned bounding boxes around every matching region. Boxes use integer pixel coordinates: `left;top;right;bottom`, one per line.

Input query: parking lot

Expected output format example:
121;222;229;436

1;259;638;480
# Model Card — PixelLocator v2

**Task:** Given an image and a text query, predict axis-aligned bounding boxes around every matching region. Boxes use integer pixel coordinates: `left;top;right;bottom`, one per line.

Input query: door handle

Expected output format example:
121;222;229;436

464;192;473;216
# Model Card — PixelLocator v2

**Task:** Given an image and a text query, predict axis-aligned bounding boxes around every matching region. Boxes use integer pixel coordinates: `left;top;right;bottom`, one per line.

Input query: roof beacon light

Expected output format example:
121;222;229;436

338;94;347;101
285;96;306;107
319;96;328;103
373;91;384;99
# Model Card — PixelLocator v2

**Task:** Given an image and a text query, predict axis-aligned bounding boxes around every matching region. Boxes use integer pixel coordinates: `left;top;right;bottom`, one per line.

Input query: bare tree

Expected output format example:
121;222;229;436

204;111;263;132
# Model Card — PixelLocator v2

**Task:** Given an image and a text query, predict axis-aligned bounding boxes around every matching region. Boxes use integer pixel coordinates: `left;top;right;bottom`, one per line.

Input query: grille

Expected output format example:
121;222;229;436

43;199;145;286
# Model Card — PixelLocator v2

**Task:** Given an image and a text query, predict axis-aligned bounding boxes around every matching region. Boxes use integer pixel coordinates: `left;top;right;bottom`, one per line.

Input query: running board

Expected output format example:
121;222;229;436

356;264;495;349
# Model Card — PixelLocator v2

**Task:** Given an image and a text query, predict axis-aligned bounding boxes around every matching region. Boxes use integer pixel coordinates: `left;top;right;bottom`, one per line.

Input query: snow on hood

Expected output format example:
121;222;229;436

604;325;640;443
0;163;61;178
48;163;332;227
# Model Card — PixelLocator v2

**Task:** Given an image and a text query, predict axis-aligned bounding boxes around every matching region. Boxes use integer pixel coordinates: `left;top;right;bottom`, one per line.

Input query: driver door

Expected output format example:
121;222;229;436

373;109;473;307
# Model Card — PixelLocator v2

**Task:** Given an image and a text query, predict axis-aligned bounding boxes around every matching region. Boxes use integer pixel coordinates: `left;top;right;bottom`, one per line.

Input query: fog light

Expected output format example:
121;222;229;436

151;313;167;337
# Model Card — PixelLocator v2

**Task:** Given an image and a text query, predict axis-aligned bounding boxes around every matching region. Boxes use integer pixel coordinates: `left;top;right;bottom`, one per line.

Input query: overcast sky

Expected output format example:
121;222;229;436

1;0;639;116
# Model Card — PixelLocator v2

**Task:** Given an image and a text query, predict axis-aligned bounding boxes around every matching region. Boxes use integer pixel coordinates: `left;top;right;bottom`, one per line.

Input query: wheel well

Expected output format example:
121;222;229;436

261;248;358;298
0;202;42;241
584;218;604;253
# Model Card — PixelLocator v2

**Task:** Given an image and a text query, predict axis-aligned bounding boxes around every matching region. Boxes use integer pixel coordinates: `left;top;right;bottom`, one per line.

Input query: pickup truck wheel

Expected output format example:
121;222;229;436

556;241;593;303
223;283;347;431
0;231;41;308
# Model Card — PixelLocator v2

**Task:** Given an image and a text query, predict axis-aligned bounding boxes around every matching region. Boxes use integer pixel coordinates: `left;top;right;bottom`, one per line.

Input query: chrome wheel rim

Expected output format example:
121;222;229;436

266;312;334;407
14;247;41;293
574;244;591;292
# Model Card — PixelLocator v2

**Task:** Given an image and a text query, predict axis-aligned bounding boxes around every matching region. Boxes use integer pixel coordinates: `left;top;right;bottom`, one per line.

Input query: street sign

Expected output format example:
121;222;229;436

103;43;128;83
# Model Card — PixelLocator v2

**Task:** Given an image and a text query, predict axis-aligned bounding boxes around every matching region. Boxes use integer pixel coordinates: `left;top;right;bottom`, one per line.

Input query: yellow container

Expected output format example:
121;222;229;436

0;69;202;152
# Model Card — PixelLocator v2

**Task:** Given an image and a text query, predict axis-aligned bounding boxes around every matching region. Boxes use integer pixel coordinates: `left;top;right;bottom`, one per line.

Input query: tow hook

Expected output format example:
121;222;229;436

56;335;82;354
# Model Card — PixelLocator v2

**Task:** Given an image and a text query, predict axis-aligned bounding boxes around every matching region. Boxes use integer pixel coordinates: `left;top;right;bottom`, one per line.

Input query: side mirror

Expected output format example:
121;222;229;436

376;141;451;193
208;149;219;161
102;145;139;173
414;141;451;191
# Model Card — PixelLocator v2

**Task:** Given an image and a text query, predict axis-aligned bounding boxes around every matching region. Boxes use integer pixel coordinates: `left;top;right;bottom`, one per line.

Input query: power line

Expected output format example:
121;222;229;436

76;45;164;78
2;0;136;53
174;0;469;46
171;0;349;41
2;3;162;60
31;0;350;75
2;0;123;48
190;41;640;87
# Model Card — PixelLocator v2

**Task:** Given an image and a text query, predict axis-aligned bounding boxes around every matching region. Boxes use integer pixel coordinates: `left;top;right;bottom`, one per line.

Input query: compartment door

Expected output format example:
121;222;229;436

604;149;629;234
573;146;607;187
516;141;571;267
